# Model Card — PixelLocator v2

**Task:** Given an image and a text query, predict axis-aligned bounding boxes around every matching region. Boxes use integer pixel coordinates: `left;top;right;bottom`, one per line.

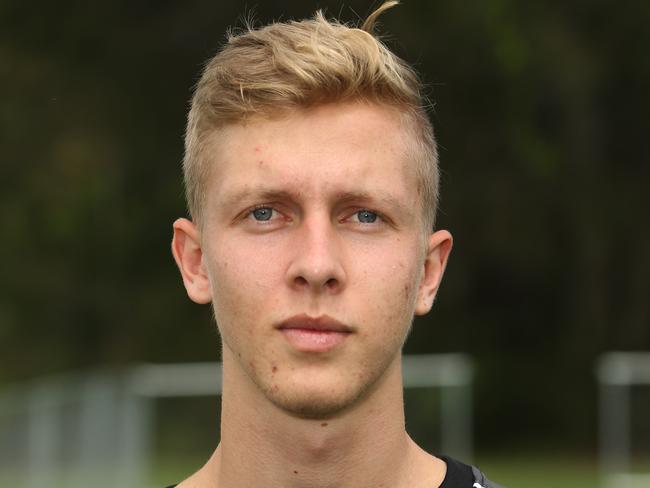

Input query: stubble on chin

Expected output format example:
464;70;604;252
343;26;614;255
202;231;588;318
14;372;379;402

264;384;365;420
258;353;401;420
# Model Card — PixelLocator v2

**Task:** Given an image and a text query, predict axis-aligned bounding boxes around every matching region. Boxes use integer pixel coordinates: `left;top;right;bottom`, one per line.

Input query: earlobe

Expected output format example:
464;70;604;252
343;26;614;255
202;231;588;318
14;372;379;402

171;218;213;304
414;230;453;316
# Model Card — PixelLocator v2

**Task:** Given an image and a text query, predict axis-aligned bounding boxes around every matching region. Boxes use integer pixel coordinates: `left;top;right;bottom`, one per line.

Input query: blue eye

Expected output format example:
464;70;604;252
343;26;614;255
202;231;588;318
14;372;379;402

252;207;273;221
357;210;377;223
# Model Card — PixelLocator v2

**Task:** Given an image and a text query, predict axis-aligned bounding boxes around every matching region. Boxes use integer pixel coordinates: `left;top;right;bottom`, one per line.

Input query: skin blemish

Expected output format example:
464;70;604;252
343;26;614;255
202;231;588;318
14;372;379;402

258;160;264;166
254;145;261;153
321;422;328;427
293;470;298;474
271;365;278;373
249;361;256;372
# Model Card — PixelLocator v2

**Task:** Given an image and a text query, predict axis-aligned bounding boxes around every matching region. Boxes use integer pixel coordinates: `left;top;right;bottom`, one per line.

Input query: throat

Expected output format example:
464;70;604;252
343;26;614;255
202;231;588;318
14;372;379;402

219;425;412;488
216;400;412;487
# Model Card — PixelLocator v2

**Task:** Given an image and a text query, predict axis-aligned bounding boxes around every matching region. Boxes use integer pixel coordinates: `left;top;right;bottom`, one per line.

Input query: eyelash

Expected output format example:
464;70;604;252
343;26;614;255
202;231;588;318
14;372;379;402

347;209;382;224
246;205;282;223
243;206;385;226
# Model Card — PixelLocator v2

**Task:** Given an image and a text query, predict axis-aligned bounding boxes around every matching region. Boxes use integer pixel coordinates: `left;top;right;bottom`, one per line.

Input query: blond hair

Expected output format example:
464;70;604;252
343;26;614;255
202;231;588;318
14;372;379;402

183;1;439;230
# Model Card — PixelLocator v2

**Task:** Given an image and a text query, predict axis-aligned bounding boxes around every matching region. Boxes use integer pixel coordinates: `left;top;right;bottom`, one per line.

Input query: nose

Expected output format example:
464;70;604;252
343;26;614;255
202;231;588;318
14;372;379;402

286;215;346;294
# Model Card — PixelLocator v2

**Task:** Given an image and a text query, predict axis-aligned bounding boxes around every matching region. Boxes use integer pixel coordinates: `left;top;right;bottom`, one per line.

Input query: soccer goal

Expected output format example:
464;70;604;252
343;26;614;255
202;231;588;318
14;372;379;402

0;353;473;487
596;352;650;488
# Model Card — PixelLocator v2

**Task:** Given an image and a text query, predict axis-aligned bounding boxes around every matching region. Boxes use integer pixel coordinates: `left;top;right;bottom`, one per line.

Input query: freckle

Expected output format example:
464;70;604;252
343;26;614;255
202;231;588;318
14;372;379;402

293;470;298;474
272;365;278;373
321;422;328;427
258;159;264;166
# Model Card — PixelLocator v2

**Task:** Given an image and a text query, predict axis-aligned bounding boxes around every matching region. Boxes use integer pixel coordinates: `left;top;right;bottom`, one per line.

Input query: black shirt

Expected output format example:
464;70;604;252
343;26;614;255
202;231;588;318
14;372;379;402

438;455;475;487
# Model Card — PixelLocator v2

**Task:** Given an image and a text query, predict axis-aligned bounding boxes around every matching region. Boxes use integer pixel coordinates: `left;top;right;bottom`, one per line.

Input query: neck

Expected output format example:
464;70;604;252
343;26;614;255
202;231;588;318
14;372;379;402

189;350;441;488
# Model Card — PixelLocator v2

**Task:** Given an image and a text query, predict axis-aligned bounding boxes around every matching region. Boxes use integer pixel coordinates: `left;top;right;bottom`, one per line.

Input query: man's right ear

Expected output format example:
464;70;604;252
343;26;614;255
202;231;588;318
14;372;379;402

171;218;213;304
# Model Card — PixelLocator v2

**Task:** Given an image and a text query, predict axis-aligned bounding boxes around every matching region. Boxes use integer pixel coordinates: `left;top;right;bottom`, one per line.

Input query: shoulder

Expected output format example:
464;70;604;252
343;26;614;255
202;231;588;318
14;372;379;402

437;455;504;488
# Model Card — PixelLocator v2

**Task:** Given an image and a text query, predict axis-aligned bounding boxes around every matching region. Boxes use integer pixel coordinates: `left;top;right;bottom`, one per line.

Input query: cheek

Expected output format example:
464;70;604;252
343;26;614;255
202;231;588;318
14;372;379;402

206;241;284;336
353;246;422;328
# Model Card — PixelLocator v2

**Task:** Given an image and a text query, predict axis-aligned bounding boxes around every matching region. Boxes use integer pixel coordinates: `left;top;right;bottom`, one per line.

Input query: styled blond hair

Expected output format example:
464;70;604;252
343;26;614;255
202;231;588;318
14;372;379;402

183;1;439;230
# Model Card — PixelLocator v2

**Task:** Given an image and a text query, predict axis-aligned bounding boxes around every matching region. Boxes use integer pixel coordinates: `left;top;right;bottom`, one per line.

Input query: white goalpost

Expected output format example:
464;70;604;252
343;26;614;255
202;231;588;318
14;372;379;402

597;352;650;488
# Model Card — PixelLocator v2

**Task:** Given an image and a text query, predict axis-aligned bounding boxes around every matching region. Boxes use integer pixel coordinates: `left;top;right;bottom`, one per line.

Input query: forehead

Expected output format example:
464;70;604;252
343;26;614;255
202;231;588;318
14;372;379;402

203;102;420;210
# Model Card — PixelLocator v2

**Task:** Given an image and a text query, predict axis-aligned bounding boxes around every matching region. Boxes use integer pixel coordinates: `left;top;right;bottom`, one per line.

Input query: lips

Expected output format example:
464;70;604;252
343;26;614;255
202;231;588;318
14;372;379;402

277;314;353;352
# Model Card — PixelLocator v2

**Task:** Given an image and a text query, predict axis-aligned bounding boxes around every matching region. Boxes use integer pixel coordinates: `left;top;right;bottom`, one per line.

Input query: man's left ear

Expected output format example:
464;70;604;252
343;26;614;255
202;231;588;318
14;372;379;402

415;230;453;315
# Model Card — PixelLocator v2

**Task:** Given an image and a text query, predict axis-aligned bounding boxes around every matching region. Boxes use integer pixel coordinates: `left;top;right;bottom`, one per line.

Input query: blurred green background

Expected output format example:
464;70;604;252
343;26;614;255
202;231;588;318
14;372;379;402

1;0;649;485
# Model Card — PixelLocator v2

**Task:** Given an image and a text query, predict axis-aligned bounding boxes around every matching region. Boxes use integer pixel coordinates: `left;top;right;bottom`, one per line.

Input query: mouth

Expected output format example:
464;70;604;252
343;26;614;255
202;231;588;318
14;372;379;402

276;314;353;353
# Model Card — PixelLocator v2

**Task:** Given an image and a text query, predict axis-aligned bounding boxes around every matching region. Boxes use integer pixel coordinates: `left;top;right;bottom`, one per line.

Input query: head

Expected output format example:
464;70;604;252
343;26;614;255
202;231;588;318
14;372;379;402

183;0;439;234
172;2;452;420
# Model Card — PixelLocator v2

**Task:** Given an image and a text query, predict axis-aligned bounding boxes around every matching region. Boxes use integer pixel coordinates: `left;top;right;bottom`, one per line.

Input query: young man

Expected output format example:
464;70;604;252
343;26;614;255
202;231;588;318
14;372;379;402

170;2;501;487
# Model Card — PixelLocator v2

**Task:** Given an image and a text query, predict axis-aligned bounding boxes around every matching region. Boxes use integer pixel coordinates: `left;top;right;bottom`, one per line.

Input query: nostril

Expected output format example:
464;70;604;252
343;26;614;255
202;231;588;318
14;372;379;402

294;276;308;287
325;278;338;289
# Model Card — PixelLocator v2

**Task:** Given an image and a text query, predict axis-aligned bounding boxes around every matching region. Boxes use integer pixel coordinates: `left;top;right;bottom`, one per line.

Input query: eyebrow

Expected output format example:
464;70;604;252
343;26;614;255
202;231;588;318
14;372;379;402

220;188;296;210
333;191;411;216
220;187;413;217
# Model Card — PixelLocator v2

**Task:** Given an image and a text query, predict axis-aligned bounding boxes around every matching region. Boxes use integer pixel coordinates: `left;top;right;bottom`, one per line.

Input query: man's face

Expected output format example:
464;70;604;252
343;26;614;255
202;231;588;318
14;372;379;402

173;102;451;419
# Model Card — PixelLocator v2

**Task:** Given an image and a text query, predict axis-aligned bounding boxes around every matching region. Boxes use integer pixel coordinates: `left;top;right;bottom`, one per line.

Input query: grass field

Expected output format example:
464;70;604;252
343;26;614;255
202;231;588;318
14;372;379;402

475;453;599;488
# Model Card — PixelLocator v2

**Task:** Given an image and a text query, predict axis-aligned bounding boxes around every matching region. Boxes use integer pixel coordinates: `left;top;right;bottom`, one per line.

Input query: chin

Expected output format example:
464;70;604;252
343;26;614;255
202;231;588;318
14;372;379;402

267;388;361;419
263;369;384;420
